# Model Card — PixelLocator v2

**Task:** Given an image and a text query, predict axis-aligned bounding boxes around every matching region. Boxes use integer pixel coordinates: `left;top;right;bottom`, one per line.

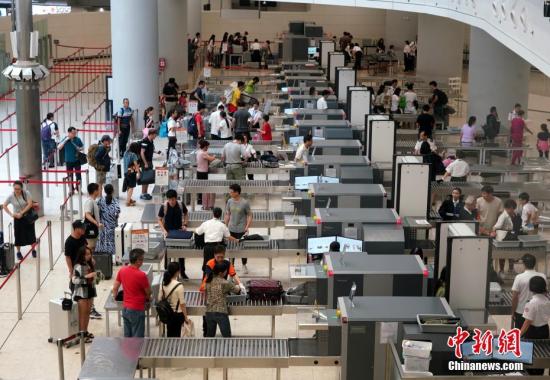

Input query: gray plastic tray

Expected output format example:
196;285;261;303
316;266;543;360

417;314;461;333
492;239;521;248
518;235;547;247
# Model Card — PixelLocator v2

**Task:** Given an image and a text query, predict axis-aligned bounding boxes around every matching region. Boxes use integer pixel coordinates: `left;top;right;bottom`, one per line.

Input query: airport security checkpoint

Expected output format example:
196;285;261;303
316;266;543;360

2;3;550;380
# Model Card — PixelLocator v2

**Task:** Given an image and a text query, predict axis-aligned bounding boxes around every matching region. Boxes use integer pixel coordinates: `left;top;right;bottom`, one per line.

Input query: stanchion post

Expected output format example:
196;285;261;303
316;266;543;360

15;263;22;320
57;339;65;380
60;205;65;252
7;147;11;181
79;331;86;365
85;169;89;189
0;205;3;234
69;189;74;223
47;220;53;270
78;181;83;219
36;238;41;291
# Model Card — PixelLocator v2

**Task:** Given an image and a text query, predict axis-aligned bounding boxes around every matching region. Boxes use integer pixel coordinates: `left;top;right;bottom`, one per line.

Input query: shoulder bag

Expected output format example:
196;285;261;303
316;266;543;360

18;192;38;224
84;206;99;239
71;139;88;165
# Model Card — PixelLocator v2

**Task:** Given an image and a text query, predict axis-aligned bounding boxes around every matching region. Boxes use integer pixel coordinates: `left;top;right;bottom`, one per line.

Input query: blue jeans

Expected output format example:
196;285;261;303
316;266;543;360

205;312;231;337
41;139;55;164
122;308;145;337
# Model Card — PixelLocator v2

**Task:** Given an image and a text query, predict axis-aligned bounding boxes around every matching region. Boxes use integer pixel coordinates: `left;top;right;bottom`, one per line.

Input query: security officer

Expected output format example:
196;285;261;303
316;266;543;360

116;98;134;158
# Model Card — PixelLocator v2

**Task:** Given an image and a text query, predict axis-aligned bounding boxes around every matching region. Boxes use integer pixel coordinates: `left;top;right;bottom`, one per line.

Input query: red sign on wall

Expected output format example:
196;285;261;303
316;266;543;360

159;58;166;71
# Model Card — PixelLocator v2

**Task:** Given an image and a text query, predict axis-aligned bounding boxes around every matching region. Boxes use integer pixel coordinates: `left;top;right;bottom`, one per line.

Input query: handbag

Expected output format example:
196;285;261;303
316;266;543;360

17;192;38;224
182;319;195;337
84;207;99;239
137;169;155;185
78;152;88;165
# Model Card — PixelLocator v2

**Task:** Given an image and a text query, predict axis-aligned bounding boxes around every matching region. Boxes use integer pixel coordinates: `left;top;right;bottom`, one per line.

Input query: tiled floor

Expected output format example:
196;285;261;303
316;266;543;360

0;67;549;379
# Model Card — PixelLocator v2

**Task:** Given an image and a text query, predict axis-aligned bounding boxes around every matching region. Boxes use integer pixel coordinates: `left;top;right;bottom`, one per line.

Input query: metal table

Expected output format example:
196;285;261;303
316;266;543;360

103;293;152;338
283;69;325;76
491;242;548;274
78;337;144;379
165;239;305;278
488;289;513;315
469;163;550;182
188;160;298;177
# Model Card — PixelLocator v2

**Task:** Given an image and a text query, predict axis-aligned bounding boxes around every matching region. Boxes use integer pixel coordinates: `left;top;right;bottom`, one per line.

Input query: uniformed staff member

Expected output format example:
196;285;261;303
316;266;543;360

511;254;545;329
116;98;134;158
194;207;239;270
438;188;464;221
442;150;470;182
520;275;550;375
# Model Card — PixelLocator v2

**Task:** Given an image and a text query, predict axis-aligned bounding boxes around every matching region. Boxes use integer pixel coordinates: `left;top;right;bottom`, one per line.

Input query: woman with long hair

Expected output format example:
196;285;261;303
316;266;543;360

159;262;189;337
207;34;216;66
96;184;120;257
72;246;97;342
143;107;155;138
205;262;241;337
2;181;37;260
122;142;141;206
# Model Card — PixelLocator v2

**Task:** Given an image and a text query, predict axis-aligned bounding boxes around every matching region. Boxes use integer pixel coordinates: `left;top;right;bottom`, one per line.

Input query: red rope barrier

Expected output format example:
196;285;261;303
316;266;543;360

0;128;16;132
26;179;81;185
52;104;65;114
0;143;18;160
82;121;115;126
42;169;88;174
78;128;115;133
57;44;110;50
0;112;16;124
0;98;69;102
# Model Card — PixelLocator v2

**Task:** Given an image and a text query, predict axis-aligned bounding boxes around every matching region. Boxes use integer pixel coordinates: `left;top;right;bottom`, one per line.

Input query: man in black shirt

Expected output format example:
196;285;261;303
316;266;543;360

416;104;435;139
64;220;87;286
429;81;448;126
162;78;179;112
190;80;206;105
140;129;160;200
158;189;190;280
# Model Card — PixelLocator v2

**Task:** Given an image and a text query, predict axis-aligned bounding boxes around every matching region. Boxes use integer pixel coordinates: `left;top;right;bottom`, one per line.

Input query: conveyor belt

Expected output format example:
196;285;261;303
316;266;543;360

487;290;512;315
526;339;550;368
185;291;284;308
430;181;482;197
179;179;292;194
165;238;277;250
189;210;284;228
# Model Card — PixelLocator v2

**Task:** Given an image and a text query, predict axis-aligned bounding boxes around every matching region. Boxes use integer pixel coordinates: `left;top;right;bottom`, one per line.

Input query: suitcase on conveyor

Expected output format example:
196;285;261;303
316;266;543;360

247;279;283;302
93;251;113;279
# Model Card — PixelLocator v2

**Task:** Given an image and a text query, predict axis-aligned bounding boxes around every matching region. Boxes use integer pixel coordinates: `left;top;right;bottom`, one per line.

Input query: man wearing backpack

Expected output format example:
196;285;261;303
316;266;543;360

429;81;448;126
40;113;59;168
190;80;206;105
116;98;134;158
187;103;207;146
58;127;84;194
94;135;112;187
157;189;190;280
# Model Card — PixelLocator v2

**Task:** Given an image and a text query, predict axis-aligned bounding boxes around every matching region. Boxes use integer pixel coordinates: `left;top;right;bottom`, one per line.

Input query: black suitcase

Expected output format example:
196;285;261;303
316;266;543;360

0;243;15;275
213;53;222;68
93;251;113;280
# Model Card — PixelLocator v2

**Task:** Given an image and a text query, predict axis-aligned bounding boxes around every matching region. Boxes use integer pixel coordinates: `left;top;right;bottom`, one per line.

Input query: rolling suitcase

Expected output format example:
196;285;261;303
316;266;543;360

94;251;113;279
213;53;222;69
247;279;283;302
115;223;133;264
0;243;15;275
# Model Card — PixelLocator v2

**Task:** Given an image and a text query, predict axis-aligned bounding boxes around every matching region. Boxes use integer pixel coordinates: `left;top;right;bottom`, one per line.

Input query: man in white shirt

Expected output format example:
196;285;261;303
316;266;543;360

209;104;225;139
194;207;239;268
492;199;519;240
508;103;522;122
443;151;470;182
316;90;330;110
414;131;437;154
511;254;545;329
294;135;313;164
518;192;538;229
248;102;262;129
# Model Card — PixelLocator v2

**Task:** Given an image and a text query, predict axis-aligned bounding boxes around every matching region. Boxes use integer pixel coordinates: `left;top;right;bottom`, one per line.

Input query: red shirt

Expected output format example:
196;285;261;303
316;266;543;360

261;122;272;141
195;113;205;138
115;265;150;311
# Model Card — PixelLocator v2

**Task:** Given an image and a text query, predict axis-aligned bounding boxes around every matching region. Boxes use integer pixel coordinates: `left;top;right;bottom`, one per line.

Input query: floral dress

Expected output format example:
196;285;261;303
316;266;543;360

95;197;120;255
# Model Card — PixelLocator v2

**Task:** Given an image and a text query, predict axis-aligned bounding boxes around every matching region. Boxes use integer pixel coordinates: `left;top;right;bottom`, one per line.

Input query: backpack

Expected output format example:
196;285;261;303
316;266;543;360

187;114;198;138
40;121;52;141
437;90;448;105
87;144;101;170
260;152;279;168
155;283;182;324
398;96;406;110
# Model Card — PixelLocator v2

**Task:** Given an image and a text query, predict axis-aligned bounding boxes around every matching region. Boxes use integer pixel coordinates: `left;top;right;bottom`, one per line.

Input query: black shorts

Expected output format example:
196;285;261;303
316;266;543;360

125;172;137;188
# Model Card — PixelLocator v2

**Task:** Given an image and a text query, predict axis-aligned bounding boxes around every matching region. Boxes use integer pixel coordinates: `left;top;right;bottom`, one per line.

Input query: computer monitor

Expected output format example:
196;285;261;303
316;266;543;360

308;47;319;59
289;136;325;145
462;340;533;364
307;236;363;254
336;236;363;253
294;176;339;190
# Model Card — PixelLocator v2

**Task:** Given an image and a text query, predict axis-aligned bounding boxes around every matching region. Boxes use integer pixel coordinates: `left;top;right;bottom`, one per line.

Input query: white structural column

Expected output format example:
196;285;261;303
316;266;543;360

416;14;464;82
187;0;202;38
158;0;188;86
111;0;159;127
468;27;530;122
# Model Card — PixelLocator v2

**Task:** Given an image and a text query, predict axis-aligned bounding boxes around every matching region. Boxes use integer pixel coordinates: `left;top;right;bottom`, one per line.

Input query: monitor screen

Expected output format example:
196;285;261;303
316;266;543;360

308;47;319;58
461;340;533;364
308;236;337;254
337;236;363;253
289;136;325;146
294;176;339;190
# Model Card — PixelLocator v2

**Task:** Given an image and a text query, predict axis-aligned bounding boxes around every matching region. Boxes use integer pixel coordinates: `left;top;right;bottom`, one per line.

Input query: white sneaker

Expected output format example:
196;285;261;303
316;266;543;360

243;265;249;274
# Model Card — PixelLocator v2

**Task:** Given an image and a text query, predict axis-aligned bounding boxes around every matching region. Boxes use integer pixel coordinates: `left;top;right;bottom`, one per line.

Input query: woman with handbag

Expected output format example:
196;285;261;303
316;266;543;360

159;262;190;337
72;246;97;342
3;181;37;260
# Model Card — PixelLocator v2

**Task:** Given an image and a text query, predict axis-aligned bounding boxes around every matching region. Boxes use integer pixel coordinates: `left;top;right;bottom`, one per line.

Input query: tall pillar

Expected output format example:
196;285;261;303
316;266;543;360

158;0;188;87
416;14;464;82
3;0;48;214
187;0;202;38
111;0;159;127
468;27;529;123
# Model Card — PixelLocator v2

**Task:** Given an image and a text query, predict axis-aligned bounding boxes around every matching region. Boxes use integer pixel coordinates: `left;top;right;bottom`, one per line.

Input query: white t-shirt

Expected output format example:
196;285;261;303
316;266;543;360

512;269;546;314
352;45;362;53
194;218;230;243
251;42;261;51
248;108;262;125
523;293;550;327
404;91;417;114
218;119;232;139
209;111;222;136
414;139;437;154
494;211;514;236
519;202;538;227
84;198;100;224
317;97;328;110
403;45;411;54
295;143;309;163
167;117;178;137
445;159;470;178
390;94;399;112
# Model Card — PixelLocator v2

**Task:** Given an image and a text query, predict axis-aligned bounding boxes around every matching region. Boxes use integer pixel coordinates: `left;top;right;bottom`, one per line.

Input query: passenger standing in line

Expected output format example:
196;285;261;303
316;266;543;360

251;39;262;63
413;131;437;154
517;192;539;231
72;246;97;342
353;43;363;71
511;254;544;330
167;109;180;159
209;104;225;140
244;77;259;95
233;101;251;140
84;183;102;252
190;80;206;106
536;123;550;159
259;114;272;141
438;187;464;221
95;184;120;259
142;107;155;138
112;248;151;338
207;35;216;66
162;78;179;112
429;81;448;126
416;105;435;139
225;184;253;273
158;189;189;280
242;134;257;180
194;207;239;270
205;262;241;337
159;262;190;337
58;127;84;193
3;181;37;260
295;135;313;164
122;142;140;207
483;106;501;143
228;81;244;115
404;83;417;114
459;196;478;220
218;111;233;140
222;134;249;181
197;140;217;210
40;112;59;168
520;276;550;375
403;41;412;72
460;116;477;146
116;98;134;158
510;110;533;165
508;103;522;122
140;129;160;200
390;87;401;114
64;220;87;291
94;135;112;187
248;101;262;130
442;150;470;182
477;185;503;236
